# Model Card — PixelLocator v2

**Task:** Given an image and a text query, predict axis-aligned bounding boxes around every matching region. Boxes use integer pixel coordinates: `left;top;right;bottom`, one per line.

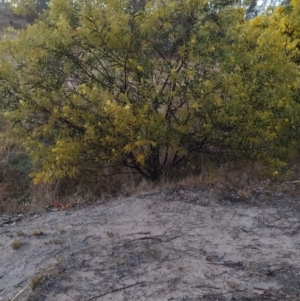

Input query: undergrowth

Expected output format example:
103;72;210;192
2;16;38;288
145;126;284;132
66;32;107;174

0;115;300;215
0;139;299;215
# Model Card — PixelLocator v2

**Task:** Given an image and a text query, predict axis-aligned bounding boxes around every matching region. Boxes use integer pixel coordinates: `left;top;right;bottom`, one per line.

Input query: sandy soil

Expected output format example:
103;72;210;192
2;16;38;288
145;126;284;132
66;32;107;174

1;188;300;301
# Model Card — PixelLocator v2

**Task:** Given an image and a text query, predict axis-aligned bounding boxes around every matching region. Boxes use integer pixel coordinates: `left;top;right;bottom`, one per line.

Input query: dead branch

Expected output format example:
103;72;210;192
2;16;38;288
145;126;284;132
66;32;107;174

203;288;246;297
10;285;30;301
124;236;163;244
87;281;146;301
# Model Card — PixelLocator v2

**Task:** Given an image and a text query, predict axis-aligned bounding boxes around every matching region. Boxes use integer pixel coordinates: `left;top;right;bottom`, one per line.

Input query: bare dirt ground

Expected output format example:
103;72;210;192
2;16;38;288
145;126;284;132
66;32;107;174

1;187;300;301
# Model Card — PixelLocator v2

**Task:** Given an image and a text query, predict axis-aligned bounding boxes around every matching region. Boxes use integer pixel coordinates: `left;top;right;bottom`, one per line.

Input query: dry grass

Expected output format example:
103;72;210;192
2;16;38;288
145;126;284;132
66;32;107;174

11;240;23;250
30;274;44;290
32;230;44;237
0;123;300;216
0;119;32;214
0;6;300;217
154;157;262;193
44;238;62;245
59;228;66;234
157;156;300;203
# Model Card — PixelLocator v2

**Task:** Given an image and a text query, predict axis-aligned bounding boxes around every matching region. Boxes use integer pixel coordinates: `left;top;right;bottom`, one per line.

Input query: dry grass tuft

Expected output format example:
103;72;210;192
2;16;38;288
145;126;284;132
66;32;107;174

0;119;32;214
11;240;23;250
23;157;300;213
32;230;44;237
44;238;62;245
59;228;66;234
30;274;44;290
1;135;300;216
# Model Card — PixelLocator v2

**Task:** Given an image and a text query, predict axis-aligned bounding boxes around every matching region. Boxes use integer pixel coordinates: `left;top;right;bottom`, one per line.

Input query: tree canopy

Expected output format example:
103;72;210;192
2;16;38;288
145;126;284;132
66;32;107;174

0;0;299;183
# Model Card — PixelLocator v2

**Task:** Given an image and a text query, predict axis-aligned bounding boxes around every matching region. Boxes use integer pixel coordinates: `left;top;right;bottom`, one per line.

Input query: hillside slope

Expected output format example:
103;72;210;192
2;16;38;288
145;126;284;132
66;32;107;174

0;5;27;32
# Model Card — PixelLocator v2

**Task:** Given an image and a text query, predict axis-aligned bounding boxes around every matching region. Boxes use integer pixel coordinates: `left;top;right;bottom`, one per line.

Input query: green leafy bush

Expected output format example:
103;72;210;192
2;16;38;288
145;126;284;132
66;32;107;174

0;0;299;183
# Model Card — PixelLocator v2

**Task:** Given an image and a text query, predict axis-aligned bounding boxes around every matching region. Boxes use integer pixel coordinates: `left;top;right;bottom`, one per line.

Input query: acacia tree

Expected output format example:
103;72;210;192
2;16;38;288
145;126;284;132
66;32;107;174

0;0;298;183
246;0;300;162
9;0;50;22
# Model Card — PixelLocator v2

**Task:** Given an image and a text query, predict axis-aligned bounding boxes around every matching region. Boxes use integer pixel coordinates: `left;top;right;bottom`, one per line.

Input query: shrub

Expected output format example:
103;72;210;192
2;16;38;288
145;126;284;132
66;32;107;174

0;0;299;183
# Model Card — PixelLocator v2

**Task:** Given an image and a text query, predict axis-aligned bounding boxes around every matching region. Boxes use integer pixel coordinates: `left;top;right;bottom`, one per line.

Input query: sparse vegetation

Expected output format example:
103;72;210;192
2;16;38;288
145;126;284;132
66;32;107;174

59;228;66;234
30;274;44;290
11;240;23;250
17;230;25;236
0;0;299;212
32;230;44;237
44;238;62;245
106;231;114;238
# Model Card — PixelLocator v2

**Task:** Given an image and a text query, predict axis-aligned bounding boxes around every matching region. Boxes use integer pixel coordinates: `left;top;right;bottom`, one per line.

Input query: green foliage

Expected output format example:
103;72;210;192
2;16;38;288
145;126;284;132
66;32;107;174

10;0;50;18
0;0;299;183
248;0;300;170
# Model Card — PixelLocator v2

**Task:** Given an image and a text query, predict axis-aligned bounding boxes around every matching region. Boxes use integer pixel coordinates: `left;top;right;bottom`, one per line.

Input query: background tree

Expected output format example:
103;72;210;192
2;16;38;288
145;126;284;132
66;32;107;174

246;0;300;161
236;0;286;19
0;0;299;183
10;0;50;22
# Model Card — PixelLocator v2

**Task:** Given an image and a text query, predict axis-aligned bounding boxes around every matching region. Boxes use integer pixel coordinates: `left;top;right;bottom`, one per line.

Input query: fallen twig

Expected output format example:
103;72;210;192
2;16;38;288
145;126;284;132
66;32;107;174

124;236;163;244
10;284;30;301
87;281;146;301
119;231;151;239
165;227;194;242
206;261;244;268
285;180;300;183
203;288;245;297
266;268;284;276
268;217;282;224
